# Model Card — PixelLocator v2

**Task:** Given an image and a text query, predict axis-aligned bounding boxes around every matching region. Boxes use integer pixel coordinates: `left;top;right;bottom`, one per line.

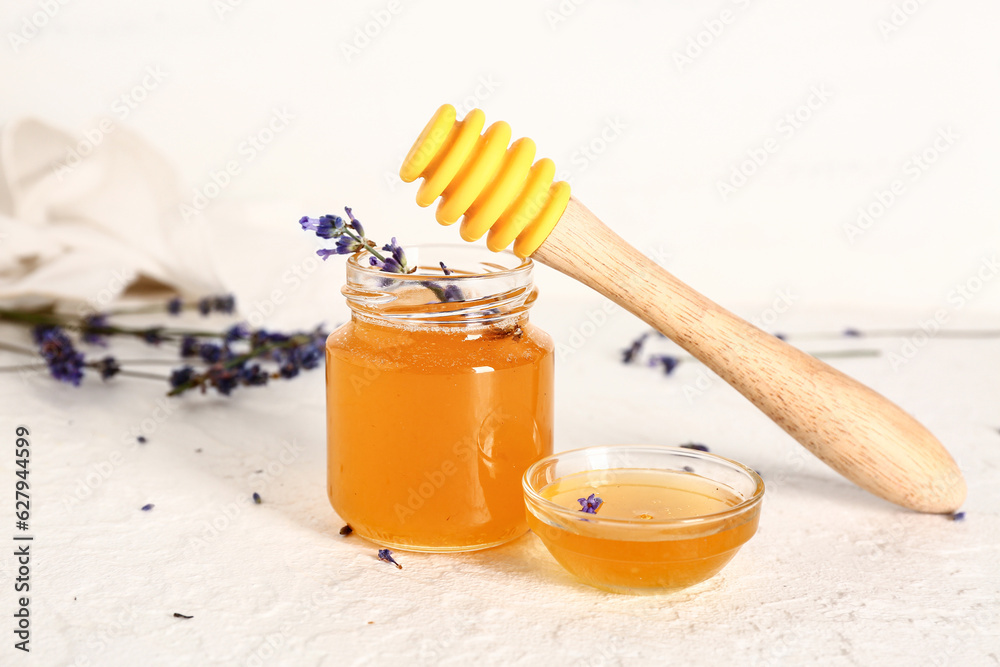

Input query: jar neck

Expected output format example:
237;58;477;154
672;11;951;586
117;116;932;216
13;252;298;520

342;245;537;328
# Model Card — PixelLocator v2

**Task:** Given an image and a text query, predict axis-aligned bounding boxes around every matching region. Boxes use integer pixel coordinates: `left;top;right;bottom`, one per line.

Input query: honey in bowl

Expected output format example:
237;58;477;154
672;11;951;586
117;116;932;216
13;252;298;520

523;446;764;594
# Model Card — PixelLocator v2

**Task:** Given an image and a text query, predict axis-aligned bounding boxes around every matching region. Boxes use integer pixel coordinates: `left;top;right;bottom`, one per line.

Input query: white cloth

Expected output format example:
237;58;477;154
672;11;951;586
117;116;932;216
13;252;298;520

0;117;224;311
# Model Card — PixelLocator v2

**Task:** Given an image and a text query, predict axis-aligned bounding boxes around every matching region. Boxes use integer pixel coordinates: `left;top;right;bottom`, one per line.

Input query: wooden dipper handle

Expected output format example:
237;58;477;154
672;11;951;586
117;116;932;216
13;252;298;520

533;198;965;513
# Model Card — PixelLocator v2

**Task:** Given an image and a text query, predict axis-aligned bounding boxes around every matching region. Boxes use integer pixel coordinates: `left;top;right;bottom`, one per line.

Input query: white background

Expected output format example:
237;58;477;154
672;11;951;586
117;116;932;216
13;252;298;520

2;3;999;666
3;0;999;320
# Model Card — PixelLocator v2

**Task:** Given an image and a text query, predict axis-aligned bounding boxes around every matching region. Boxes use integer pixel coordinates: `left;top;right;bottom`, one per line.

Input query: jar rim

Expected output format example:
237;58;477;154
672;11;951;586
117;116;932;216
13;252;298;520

342;243;537;326
346;243;533;281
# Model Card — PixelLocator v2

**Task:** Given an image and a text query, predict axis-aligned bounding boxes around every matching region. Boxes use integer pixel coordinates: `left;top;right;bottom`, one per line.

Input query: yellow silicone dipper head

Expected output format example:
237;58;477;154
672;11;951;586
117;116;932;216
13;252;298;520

399;104;572;258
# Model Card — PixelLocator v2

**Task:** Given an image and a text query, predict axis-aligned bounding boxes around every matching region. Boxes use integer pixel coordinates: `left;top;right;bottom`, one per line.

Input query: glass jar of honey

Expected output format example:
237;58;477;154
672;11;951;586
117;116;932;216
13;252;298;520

325;244;554;552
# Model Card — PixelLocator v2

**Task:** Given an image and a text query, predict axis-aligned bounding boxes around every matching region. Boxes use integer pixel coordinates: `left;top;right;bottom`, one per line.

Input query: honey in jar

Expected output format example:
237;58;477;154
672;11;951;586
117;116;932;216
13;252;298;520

326;245;554;552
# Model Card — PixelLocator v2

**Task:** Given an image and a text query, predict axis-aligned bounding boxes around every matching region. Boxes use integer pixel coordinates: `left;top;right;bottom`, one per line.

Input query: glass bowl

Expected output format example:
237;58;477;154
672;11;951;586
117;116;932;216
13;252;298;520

523;445;765;594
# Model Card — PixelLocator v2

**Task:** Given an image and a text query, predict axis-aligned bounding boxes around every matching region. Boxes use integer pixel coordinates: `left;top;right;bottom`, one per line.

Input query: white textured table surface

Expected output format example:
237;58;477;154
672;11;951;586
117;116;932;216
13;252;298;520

1;297;998;667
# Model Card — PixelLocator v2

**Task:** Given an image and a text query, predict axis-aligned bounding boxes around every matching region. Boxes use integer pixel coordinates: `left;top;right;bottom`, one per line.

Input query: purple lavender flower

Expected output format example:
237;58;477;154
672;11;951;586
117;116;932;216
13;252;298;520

212;295;235;314
578;493;604;514
141;503;154;511
170;366;196;389
774;333;788;341
680;443;710;452
197;295;235;315
324;235;366;258
621;333;648;364
167;297;182;315
843;328;862;337
239;364;269;386
296;344;322;370
648;354;680;375
299;214;345;239
81;313;109;346
142;328;165;346
377;549;402;569
951;511;966;522
198;343;224;363
439;261;452;276
33;326;85;386
224;323;249;343
95;356;121;380
180;336;200;358
251;329;290;348
345;207;364;236
252;492;262;504
369;237;410;273
207;364;240;395
421;280;464;303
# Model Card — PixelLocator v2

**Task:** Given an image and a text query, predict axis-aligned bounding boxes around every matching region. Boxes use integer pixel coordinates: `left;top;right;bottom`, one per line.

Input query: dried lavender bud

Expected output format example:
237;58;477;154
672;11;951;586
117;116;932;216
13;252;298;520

340;524;353;536
33;325;85;386
439;261;452;276
299;214;344;239
682;465;694;473
224;324;249;343
577;493;604;514
81;313;110;346
680;443;709;452
95;356;121;380
173;613;193;619
344;207;364;236
167;297;183;315
180;336;199;358
170;366;196;389
378;549;402;569
198;343;224;363
142;328;165;346
137;436;147;444
621;333;648;364
648;354;680;375
371;237;410;274
252;492;262;504
212;295;235;314
842;328;862;337
950;512;965;521
141;503;154;511
319;235;365;258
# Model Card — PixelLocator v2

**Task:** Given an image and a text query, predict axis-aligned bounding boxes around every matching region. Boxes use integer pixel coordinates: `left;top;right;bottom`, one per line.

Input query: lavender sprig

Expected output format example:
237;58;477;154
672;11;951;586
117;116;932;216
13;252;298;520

0;297;326;395
298;207;466;302
300;207;401;268
621;328;884;376
166;327;327;396
369;237;411;274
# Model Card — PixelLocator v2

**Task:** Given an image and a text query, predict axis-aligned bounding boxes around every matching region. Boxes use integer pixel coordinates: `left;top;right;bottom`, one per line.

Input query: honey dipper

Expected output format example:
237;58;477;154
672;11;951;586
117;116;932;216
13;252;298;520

398;104;965;514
